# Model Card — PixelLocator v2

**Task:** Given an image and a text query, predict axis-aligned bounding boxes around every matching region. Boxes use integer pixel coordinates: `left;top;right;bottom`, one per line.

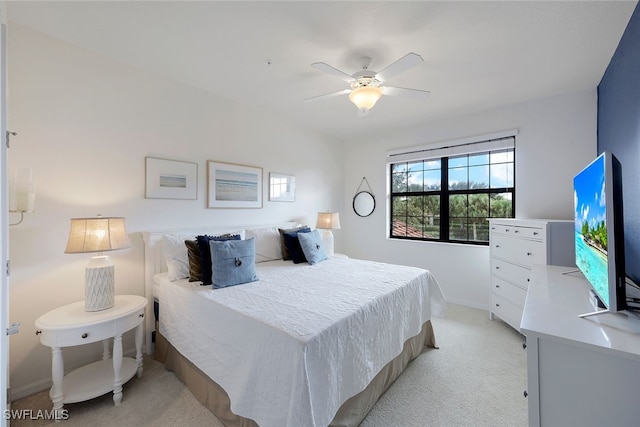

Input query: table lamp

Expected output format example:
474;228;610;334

65;216;131;311
316;212;341;257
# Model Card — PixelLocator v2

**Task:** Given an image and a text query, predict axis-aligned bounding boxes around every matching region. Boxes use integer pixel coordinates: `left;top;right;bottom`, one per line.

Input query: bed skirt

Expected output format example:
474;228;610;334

155;320;437;427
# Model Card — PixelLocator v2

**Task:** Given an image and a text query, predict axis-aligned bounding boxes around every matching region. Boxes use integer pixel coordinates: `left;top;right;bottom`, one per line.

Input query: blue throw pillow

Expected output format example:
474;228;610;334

210;238;258;289
297;230;327;265
197;233;241;285
282;229;311;264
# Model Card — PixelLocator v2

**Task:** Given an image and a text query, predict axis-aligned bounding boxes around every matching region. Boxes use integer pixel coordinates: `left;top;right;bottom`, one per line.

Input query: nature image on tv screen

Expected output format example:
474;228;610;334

574;154;609;304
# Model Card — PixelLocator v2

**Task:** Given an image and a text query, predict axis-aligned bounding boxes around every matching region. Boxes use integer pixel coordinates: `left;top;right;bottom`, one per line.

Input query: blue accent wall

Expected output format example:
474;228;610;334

598;2;640;283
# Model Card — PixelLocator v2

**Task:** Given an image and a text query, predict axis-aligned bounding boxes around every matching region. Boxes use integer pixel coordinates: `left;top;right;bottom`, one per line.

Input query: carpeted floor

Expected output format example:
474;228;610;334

10;304;527;426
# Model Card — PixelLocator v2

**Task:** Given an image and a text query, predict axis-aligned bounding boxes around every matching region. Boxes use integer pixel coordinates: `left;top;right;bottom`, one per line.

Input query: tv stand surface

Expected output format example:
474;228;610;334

521;265;640;427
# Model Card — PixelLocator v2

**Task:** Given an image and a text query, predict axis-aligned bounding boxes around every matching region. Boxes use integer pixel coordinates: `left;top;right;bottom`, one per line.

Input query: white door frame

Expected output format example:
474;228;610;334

1;5;10;426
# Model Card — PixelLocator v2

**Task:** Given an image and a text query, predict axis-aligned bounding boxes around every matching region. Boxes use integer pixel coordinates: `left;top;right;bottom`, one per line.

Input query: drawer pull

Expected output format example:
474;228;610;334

495;303;500;307
495;244;500;248
522;342;527;350
495;266;500;270
514;230;519;233
81;333;88;339
505;229;510;232
495;284;500;288
527;252;532;256
35;330;42;335
527;278;530;282
524;390;528;398
139;313;145;318
533;232;538;236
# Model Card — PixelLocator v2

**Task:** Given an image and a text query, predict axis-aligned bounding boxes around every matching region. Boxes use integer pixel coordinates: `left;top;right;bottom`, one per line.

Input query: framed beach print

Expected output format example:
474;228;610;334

145;157;197;200
269;173;295;202
207;161;263;208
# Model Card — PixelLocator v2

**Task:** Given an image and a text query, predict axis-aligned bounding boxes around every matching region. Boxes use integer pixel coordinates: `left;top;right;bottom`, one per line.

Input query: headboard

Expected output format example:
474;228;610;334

141;221;298;354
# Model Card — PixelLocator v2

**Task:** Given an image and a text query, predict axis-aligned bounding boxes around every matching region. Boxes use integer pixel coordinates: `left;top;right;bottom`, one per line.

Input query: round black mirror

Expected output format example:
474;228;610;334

353;191;376;217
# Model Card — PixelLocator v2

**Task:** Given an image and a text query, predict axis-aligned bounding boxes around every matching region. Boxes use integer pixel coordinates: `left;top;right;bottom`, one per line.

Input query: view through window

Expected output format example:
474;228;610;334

389;137;515;244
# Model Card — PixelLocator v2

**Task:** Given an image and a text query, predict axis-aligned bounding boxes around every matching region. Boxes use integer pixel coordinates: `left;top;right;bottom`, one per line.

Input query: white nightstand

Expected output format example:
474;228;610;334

35;295;147;415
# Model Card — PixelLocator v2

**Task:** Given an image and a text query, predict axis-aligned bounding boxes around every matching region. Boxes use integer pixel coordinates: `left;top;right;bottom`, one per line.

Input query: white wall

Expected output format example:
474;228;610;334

7;25;345;398
6;21;600;400
341;89;597;308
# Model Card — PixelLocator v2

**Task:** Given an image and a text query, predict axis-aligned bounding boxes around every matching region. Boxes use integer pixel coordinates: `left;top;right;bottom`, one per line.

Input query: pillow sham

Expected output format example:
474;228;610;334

278;226;310;260
297;229;328;265
197;233;242;286
184;240;203;282
245;227;282;263
282;229;311;264
161;233;195;281
210;238;258;288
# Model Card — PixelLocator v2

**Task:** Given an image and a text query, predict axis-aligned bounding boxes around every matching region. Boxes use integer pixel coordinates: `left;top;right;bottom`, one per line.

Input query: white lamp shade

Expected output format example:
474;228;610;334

9;167;36;212
316;212;341;230
348;86;382;111
65;217;131;254
65;216;129;312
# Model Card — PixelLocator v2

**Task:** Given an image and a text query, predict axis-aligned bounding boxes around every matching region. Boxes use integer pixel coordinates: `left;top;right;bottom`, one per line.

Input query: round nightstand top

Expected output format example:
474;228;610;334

35;295;147;330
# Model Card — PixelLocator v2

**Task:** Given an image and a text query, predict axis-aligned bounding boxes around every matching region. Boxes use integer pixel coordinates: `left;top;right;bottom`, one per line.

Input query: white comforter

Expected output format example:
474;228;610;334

157;257;446;427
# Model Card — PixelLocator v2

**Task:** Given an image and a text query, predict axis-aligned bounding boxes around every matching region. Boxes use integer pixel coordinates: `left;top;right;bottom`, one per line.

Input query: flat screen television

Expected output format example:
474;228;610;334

573;151;625;316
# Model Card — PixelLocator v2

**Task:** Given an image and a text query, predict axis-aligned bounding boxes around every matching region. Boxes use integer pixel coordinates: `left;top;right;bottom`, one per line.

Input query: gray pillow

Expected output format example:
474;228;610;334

298;230;327;265
210;238;258;289
184;240;203;282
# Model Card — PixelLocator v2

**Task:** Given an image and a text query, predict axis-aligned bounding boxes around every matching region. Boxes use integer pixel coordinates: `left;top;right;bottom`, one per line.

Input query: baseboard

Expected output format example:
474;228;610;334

10;378;51;402
10;347;140;401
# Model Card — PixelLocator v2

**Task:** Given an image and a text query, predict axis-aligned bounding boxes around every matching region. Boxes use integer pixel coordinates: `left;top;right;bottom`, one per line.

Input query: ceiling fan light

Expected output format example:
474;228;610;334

348;86;383;111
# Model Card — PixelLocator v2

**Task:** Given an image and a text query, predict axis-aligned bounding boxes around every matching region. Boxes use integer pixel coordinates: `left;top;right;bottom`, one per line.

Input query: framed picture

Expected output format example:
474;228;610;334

145;157;197;200
207;161;263;208
269;173;295;202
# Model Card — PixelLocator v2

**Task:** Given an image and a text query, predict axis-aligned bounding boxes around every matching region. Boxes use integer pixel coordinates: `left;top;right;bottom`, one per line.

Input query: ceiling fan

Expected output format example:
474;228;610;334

304;52;430;115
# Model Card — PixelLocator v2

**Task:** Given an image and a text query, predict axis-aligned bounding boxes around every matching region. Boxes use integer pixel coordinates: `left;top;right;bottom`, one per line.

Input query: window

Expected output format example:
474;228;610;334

389;135;515;245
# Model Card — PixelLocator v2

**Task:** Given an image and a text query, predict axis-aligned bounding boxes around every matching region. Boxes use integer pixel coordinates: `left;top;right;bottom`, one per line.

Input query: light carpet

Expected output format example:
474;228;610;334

11;304;527;426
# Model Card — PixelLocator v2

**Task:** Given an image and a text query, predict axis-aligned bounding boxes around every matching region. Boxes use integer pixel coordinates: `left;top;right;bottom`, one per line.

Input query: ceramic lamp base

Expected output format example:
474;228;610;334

85;255;115;312
320;230;335;258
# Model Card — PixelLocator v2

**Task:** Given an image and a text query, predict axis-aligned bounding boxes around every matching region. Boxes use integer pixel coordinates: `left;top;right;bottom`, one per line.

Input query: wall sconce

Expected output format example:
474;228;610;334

9;167;36;226
64;216;131;312
316;212;341;257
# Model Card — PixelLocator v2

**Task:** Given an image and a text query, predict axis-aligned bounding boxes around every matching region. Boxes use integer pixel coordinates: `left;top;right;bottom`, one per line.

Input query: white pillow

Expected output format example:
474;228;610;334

161;234;194;281
245;227;282;263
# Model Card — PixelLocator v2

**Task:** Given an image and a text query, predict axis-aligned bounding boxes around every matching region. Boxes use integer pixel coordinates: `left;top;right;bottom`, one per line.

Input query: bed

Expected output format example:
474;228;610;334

142;222;446;427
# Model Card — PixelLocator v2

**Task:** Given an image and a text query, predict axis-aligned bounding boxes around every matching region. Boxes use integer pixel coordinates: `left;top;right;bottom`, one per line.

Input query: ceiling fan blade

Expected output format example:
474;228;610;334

311;62;355;83
375;52;424;82
303;89;351;103
382;86;431;99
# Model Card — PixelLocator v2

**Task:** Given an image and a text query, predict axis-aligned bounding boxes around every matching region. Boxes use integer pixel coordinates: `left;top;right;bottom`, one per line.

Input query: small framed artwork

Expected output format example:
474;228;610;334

145;157;197;200
269;173;295;202
207;161;263;208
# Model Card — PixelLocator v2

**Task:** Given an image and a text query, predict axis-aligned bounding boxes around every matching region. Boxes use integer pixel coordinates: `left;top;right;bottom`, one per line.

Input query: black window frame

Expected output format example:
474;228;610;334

389;148;515;245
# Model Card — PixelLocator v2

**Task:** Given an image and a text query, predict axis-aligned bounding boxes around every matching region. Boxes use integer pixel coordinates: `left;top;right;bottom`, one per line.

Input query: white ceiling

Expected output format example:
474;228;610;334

6;1;638;141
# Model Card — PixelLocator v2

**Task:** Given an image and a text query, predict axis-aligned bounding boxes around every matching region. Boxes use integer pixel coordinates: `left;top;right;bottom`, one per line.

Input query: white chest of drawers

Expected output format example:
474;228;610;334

488;218;574;331
522;265;640;426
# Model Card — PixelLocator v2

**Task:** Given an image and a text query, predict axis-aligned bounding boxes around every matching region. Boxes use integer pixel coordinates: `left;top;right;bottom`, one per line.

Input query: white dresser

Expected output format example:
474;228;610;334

522;265;640;426
488;218;574;331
